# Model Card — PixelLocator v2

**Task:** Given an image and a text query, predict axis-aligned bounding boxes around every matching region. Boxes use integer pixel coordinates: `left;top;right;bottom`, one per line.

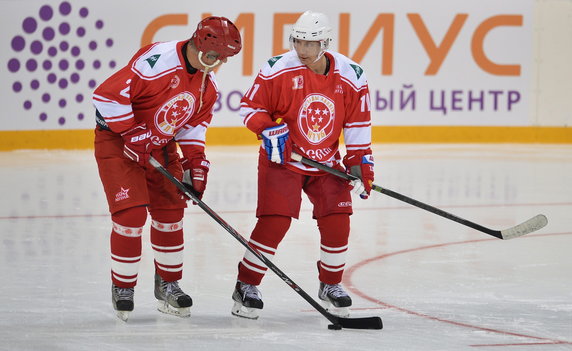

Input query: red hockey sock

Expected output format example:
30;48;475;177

316;214;350;284
238;215;291;285
150;209;184;282
110;206;147;288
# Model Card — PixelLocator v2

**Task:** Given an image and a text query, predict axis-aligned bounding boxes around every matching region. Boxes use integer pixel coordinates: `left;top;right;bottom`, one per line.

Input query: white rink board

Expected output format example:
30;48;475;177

0;0;534;130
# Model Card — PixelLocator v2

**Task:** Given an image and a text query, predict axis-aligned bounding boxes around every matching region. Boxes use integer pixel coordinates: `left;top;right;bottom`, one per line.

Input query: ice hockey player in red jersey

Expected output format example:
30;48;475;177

93;16;241;321
231;11;374;319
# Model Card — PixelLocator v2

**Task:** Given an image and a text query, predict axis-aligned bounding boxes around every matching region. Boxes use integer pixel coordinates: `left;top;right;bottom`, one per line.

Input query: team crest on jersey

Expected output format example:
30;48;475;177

298;94;335;145
154;92;195;137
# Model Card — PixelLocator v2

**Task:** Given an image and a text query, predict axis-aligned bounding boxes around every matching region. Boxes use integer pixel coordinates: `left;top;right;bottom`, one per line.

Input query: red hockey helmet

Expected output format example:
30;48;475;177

191;16;242;60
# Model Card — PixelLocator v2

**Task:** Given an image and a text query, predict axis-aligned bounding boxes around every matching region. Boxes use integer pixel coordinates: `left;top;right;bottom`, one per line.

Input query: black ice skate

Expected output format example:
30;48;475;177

318;282;352;317
154;274;192;317
112;284;134;322
231;281;264;319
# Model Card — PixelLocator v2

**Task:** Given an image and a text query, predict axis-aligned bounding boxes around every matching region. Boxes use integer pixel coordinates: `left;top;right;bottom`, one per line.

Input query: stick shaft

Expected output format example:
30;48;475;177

292;153;539;240
149;157;382;329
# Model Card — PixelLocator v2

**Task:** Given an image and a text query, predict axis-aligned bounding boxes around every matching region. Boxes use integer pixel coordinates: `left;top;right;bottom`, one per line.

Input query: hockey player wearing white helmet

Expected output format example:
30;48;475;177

290;10;332;64
231;11;374;320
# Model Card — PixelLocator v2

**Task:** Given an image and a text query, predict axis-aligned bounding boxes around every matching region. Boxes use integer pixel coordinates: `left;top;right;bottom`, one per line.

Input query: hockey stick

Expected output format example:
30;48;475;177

149;156;382;330
290;153;548;240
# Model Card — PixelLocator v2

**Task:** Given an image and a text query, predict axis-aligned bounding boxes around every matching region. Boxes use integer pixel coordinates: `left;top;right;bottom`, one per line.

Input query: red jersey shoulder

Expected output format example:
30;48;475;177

131;41;185;81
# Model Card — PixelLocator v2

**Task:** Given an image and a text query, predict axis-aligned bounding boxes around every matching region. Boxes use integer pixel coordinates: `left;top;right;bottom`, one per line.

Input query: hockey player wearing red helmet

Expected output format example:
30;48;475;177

231;11;374;320
92;16;241;321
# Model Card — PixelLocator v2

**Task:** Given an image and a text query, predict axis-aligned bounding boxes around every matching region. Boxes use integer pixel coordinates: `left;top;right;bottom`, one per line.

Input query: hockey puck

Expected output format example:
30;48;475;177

328;324;342;330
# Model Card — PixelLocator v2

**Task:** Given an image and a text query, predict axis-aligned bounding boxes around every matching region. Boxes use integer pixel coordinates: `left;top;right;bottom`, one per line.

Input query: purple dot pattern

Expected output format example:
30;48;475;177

31;40;43;54
8;58;20;73
23;17;37;33
59;2;71;16
59;59;69;71
48;46;57;57
39;5;53;21
12;36;26;51
6;2;117;126
43;27;55;41
26;59;38;72
59;22;70;35
13;82;22;93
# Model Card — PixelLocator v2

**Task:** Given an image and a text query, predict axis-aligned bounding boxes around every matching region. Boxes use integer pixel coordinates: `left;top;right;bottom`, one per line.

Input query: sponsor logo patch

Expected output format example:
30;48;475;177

292;75;304;90
145;54;161;68
115;187;130;202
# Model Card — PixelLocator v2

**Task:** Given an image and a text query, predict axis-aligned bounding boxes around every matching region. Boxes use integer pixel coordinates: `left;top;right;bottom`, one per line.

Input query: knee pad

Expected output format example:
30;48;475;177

112;206;147;227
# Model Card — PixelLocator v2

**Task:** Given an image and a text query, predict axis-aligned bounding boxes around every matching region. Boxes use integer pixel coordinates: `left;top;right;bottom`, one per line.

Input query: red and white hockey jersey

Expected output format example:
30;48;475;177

239;50;372;175
92;40;218;160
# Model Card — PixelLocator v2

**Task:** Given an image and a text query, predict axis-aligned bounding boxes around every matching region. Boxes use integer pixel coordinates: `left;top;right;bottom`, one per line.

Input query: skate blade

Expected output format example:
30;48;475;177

320;300;350;318
116;310;130;322
157;300;191;318
231;301;260;320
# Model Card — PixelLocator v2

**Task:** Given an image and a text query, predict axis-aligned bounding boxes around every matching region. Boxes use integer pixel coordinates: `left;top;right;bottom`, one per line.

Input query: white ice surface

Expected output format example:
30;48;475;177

0;144;570;350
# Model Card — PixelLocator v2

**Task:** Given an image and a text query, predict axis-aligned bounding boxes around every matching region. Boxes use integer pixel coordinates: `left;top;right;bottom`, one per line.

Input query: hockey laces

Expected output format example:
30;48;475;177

323;284;348;298
164;280;186;298
241;283;262;300
116;287;134;300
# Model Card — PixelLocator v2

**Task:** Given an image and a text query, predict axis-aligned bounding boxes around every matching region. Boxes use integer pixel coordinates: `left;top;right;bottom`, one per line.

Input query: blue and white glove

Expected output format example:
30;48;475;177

261;124;291;164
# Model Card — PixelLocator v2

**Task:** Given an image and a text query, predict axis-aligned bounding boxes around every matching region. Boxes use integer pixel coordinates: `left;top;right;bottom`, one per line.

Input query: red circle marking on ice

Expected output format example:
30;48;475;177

344;232;572;346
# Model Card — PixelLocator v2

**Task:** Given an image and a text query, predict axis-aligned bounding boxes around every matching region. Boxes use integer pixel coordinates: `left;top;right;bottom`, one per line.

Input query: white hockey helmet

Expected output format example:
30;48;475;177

290;11;332;51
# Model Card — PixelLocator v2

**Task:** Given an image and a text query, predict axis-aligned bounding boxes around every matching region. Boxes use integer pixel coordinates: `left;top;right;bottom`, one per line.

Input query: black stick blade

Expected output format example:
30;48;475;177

337;316;383;330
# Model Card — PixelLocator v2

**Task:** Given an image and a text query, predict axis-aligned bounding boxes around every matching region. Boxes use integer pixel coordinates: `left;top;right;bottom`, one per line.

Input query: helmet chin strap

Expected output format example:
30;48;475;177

313;40;330;63
198;51;221;70
313;50;326;63
196;51;222;112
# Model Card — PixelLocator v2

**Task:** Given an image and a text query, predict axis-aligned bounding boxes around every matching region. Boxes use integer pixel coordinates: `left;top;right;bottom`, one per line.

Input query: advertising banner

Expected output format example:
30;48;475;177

0;0;533;131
